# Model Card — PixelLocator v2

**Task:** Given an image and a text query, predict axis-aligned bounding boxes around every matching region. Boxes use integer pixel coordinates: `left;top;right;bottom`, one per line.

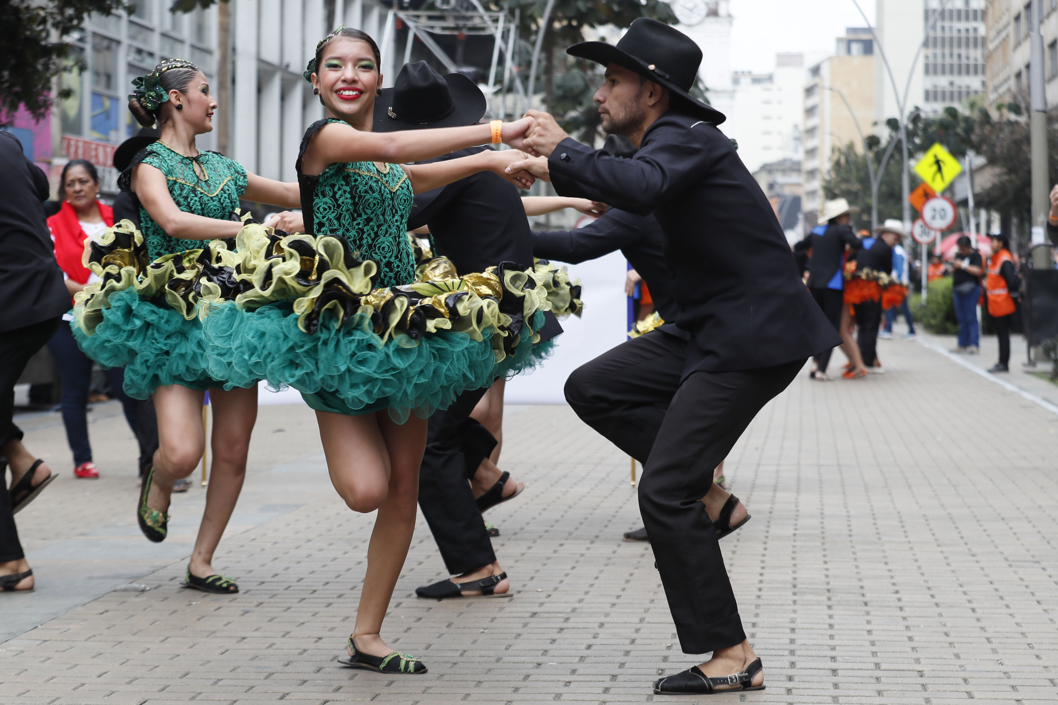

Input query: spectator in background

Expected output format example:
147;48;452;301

46;160;153;481
1;131;71;592
950;236;983;355
879;232;917;340
927;253;947;283
803;198;863;380
848;221;899;372
985;233;1020;373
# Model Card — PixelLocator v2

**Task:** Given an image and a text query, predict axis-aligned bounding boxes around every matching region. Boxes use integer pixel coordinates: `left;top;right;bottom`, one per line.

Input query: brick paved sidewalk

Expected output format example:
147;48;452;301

3;337;1058;704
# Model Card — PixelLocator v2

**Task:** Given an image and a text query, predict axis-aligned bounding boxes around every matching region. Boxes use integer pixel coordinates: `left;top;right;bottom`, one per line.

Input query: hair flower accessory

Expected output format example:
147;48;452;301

129;59;198;113
304;26;346;83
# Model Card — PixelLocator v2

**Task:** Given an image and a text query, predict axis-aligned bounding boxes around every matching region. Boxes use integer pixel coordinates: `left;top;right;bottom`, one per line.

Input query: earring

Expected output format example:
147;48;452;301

313;87;319;95
376;88;382;96
175;104;183;111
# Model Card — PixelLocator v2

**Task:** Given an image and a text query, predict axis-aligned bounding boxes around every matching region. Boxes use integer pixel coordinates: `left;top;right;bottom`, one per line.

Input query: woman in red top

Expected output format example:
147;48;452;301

47;160;148;479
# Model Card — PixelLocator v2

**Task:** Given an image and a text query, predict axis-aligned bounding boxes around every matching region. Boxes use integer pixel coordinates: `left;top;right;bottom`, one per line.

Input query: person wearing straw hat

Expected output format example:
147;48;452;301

504;17;840;695
802;197;863;380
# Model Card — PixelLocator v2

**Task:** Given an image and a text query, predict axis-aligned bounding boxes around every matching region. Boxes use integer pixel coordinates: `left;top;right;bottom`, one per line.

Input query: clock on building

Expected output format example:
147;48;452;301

672;0;708;26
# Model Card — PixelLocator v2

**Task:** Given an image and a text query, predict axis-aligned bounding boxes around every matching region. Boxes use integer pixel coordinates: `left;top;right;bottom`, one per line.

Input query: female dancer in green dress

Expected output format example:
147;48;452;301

74;59;302;593
295;28;535;673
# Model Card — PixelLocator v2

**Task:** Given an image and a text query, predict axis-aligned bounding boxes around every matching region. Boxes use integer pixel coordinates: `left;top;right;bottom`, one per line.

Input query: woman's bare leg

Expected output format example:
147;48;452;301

471;378;505;465
188;386;258;580
144;385;207;519
316;410;426;658
839;305;867;375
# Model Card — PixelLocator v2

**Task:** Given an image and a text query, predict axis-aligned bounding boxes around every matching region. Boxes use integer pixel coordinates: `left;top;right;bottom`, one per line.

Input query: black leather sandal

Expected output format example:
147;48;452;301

10;459;55;515
337;637;427;674
623;526;649;542
415;572;510;599
0;569;34;592
137;466;170;543
183;566;239;593
475;471;523;513
654;657;765;695
714;495;750;540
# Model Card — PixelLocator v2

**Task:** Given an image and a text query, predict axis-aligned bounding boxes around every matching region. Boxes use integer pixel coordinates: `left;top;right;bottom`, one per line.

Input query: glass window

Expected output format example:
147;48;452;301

1015;14;1022;43
192;7;210;45
128;21;154;48
128;45;156;69
60;49;85;137
164;6;184;35
89;12;121;36
191;47;213;74
90;93;121;143
131;0;153;22
160;35;185;60
1050;40;1058;78
91;34;119;93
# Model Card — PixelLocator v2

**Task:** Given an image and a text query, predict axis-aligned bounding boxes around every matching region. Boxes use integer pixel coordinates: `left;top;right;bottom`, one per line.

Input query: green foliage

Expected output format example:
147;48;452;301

910;276;958;334
1;0;128;120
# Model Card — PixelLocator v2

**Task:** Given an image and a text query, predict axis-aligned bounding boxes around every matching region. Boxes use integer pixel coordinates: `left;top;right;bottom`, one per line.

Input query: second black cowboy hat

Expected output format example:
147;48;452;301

374;61;487;131
565;18;725;125
113;127;160;172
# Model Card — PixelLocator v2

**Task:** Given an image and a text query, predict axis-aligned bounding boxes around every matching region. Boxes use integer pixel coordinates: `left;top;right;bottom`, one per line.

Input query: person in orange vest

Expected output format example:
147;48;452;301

927;254;947;282
985;233;1021;373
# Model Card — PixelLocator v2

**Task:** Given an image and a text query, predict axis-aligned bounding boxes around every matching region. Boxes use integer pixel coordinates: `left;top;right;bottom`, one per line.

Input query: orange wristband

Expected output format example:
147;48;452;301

490;120;502;144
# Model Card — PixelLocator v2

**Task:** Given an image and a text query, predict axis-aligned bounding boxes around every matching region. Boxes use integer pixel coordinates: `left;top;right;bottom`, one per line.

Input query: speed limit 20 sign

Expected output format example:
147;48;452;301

921;196;957;231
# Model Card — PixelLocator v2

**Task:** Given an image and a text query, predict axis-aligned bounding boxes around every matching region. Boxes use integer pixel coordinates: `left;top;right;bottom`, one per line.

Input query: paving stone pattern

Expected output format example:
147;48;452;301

2;338;1057;703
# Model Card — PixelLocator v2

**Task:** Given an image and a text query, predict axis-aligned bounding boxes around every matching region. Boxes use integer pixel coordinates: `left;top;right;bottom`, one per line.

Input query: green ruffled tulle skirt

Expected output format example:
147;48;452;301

71;222;582;421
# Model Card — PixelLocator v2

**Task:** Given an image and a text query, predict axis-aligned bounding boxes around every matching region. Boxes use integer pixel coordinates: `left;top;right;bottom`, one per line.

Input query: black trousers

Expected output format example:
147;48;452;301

854;300;883;366
1;316;61;562
810;288;844;373
565;331;803;654
994;313;1012;366
418;385;499;575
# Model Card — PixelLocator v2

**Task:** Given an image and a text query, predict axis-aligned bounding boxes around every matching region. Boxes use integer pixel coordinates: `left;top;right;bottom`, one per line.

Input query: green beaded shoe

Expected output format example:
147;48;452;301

137;466;170;543
337;636;428;674
182;566;239;594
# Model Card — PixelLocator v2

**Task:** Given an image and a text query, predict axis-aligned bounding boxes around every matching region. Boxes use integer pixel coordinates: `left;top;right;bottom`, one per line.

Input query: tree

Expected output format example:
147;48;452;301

1;0;127;120
822;139;911;233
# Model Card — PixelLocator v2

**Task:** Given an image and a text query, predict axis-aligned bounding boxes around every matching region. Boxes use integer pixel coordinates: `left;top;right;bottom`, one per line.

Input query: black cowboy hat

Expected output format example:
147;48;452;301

374;61;487;132
113;127;160;172
566;18;725;125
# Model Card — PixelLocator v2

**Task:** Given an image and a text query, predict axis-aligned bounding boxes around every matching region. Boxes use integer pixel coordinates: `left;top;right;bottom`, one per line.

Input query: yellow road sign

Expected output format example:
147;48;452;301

914;142;962;193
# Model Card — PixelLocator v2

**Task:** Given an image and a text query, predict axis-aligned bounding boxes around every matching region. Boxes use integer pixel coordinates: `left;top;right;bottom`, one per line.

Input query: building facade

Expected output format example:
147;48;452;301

725;54;806;174
672;0;735;119
921;0;987;114
986;0;1058;108
802;30;876;226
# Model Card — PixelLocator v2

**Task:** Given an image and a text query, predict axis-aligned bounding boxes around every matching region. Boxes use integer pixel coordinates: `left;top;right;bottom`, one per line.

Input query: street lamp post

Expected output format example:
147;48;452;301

825;86;900;229
850;0;953;300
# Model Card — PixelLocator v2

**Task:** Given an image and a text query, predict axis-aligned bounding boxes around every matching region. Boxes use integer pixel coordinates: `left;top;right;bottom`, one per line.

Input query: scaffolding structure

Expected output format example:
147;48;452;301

377;1;526;120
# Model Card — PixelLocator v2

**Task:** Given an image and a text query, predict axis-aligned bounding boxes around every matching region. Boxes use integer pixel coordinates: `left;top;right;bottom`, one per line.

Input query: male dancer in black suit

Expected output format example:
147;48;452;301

506;19;839;695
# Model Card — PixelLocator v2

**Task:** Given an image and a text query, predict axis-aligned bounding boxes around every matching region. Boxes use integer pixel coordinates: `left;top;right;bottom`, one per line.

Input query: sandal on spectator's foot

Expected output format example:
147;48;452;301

714;495;750;540
338;637;427;674
137;466;170;543
654;658;765;695
0;569;34;593
10;460;55;515
485;520;500;537
475;471;524;513
183;566;239;594
415;572;510;599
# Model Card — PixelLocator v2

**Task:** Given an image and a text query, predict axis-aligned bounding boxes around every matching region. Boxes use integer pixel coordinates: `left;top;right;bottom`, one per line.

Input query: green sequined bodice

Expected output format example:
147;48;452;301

298;119;416;288
134;143;248;260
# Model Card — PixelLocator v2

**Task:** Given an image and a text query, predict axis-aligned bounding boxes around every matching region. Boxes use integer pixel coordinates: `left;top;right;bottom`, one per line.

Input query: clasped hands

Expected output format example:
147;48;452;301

494;110;568;188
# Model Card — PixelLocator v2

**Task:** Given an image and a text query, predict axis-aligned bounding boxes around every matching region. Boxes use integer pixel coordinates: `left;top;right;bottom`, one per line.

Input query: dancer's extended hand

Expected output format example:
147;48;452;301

522;110;569;158
490;150;537;189
574;200;608;216
501;116;534;151
505;155;551;183
264;211;305;233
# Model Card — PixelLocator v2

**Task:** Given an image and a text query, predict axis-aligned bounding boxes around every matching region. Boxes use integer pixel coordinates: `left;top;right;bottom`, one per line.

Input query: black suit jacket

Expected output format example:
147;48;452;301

805;223;862;288
408;146;561;341
112;191;141;229
0;132;69;332
852;237;894;275
547;109;839;375
532;209;679;322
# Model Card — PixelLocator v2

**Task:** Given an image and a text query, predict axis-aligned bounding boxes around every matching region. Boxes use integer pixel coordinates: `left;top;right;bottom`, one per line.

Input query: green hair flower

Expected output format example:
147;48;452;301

129;59;198;113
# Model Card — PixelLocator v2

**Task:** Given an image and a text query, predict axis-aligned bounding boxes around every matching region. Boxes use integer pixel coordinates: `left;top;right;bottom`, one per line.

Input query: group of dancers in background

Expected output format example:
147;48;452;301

3;19;845;696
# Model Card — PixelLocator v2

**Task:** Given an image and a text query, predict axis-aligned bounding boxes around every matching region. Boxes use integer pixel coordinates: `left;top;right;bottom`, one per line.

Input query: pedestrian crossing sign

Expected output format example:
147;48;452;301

914;143;962;193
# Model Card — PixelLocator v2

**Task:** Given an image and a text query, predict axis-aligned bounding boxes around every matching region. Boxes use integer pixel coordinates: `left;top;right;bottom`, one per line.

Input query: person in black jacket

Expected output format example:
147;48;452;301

802;198;863;379
507;19;839;694
0;131;71;592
